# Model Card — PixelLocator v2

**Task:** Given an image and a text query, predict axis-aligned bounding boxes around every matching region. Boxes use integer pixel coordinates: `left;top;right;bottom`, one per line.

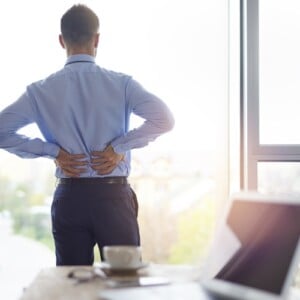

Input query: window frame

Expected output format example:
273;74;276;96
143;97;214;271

241;0;300;190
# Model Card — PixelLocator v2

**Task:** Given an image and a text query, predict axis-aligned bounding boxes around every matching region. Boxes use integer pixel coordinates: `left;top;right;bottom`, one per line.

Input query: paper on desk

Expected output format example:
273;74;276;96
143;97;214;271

99;288;157;300
201;224;241;279
104;276;170;289
98;282;203;300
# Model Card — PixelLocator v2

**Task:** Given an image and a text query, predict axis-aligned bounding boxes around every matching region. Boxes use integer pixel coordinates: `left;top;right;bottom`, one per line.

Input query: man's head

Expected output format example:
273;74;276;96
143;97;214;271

60;4;100;56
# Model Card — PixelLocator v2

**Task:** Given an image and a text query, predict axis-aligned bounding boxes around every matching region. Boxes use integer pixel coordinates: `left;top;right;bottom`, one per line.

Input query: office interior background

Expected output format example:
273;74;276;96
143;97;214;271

0;0;299;298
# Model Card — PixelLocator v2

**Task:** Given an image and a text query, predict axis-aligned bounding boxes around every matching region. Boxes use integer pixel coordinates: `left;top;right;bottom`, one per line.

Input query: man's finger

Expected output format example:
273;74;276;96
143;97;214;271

90;151;107;157
96;166;115;175
91;161;113;170
67;160;89;167
62;166;87;177
91;157;111;164
68;158;89;164
62;169;80;177
69;153;87;159
91;153;108;161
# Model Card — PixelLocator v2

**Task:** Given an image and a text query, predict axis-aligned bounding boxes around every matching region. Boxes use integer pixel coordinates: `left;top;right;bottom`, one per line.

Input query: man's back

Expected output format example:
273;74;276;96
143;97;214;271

30;54;130;177
0;54;174;177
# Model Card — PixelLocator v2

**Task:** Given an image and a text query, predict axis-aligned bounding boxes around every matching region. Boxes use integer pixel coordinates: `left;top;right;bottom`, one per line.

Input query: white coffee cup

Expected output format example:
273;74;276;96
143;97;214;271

103;245;142;269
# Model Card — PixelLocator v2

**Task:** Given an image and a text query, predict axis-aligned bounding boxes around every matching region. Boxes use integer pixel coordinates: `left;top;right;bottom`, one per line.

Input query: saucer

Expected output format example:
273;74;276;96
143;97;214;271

99;262;149;275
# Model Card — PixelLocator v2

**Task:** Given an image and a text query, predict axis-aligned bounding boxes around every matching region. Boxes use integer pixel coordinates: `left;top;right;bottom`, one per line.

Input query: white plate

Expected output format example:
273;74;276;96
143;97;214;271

100;262;149;272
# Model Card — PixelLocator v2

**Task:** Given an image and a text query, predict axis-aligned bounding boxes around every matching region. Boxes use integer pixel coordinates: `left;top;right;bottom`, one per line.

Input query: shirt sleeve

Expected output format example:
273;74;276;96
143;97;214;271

0;91;60;159
110;78;175;154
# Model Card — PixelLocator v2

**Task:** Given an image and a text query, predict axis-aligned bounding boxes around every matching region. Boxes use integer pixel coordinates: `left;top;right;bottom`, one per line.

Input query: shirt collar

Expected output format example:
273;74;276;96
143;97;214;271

65;54;95;66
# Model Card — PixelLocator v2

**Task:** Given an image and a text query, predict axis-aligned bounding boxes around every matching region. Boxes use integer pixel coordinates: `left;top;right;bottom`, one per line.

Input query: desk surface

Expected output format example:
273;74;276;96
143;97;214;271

20;264;300;300
20;264;203;300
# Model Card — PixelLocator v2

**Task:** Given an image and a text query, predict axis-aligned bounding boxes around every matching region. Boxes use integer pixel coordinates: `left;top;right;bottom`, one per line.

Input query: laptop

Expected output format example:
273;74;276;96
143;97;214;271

99;192;300;300
202;192;300;300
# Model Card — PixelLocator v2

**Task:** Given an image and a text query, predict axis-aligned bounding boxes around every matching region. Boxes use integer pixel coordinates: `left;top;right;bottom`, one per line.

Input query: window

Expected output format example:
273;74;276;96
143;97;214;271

258;162;300;195
259;0;300;145
242;0;300;190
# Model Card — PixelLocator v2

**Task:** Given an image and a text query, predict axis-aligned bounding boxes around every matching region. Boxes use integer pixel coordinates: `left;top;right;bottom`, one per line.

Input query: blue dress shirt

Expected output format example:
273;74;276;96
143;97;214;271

0;54;174;178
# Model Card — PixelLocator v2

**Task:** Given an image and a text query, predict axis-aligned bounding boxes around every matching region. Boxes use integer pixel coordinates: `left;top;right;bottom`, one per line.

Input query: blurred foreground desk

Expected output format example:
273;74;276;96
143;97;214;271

20;264;300;300
20;264;202;300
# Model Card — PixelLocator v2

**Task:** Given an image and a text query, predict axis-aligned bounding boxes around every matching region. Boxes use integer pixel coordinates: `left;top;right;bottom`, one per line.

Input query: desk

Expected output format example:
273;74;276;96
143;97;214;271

20;264;202;300
20;264;300;300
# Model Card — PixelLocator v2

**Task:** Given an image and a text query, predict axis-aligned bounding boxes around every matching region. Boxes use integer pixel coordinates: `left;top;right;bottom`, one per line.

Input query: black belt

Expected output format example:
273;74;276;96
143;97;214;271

58;177;128;185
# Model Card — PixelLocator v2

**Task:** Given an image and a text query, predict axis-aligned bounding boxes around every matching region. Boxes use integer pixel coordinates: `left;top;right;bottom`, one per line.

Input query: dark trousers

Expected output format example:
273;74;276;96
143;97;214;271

51;181;140;266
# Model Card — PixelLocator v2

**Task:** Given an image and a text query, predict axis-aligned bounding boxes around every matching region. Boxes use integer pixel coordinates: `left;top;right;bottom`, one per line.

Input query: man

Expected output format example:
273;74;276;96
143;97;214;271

0;4;174;265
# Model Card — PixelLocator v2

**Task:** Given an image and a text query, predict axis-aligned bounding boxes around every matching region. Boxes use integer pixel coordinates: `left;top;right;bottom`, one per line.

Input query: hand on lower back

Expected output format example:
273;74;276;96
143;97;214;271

90;145;124;175
55;148;88;177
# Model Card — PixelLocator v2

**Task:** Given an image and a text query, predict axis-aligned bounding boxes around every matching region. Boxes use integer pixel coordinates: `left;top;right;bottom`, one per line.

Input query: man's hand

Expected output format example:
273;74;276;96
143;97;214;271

91;145;124;175
55;148;88;177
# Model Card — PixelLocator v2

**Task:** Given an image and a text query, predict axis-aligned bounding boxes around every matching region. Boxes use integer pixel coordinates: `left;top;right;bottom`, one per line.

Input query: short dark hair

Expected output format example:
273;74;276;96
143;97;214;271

61;4;99;46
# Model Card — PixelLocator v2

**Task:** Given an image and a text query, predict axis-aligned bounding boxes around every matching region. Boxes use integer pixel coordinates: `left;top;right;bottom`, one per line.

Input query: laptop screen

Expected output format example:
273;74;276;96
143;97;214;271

215;200;300;295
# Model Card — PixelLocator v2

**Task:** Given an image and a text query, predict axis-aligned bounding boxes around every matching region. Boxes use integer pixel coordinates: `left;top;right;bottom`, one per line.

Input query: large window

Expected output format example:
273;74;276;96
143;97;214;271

259;0;300;145
0;1;230;298
243;0;300;190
